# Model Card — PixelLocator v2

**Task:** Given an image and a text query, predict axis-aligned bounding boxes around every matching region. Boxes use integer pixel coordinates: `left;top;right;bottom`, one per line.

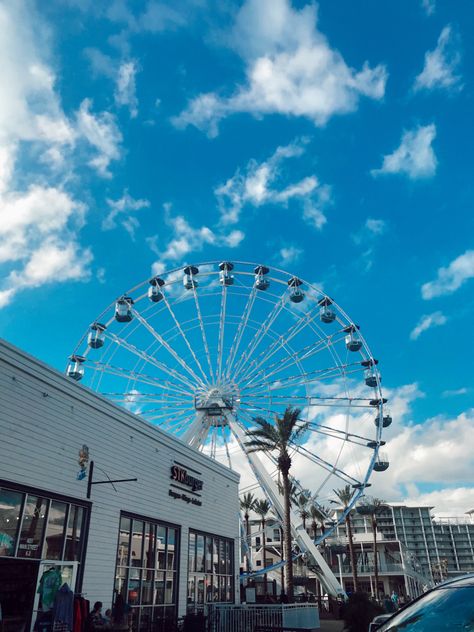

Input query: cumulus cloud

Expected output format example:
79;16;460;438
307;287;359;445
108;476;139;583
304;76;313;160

421;0;436;16
115;60;139;117
409;311;447;340
279;246;303;266
414;26;462;93
173;0;387;136
216;139;331;229
442;387;470;398
150;204;244;275
421;250;474;299
76;99;123;177
103;190;150;238
371;124;437;180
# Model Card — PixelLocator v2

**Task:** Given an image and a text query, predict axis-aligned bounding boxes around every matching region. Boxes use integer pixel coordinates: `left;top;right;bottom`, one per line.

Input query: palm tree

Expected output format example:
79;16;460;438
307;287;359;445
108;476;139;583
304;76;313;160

296;491;311;531
357;496;386;600
254;498;271;595
332;485;359;593
240;492;256;573
245;405;308;602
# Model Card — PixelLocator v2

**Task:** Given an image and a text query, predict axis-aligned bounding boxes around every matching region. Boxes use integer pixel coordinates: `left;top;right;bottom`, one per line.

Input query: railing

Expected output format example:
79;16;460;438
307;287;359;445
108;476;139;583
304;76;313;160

207;604;319;632
334;563;404;574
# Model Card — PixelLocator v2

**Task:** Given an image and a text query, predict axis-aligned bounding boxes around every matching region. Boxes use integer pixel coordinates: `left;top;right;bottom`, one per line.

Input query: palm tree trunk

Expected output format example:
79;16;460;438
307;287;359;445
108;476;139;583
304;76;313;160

262;518;268;596
245;514;251;573
280;526;285;594
373;515;379;601
282;471;294;602
346;514;359;593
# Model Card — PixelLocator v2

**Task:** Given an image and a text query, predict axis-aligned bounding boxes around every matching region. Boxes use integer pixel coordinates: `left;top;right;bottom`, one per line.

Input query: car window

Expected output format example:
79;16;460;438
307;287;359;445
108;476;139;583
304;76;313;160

380;586;474;631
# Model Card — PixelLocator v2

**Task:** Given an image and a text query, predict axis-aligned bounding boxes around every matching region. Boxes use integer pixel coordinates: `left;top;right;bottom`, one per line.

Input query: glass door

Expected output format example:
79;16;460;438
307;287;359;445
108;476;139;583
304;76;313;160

30;560;78;632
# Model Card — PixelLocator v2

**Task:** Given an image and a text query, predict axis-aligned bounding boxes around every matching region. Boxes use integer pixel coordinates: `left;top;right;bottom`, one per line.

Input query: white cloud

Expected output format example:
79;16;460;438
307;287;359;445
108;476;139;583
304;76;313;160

352;217;387;245
371;124;437;180
215;139;331;229
103;191;150;238
409;311;447;340
173;0;387;136
279;246;303;266
115;60;139;117
421;0;436;16
442;387;470;398
76;99;123;177
421;250;474;299
150;205;245;275
414;26;462;92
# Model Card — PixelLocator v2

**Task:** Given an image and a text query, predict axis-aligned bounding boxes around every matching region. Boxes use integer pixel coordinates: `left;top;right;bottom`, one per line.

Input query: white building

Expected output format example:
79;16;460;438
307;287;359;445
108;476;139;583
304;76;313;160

0;339;240;631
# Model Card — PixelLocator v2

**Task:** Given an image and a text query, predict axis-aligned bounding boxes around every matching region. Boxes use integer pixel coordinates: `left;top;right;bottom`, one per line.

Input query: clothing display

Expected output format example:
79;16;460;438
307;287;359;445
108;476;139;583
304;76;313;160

38;568;63;610
73;596;89;632
53;584;74;629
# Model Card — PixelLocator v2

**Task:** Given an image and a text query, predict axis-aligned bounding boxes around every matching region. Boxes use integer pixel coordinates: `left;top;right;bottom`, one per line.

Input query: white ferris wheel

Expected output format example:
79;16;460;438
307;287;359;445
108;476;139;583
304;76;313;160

67;260;391;596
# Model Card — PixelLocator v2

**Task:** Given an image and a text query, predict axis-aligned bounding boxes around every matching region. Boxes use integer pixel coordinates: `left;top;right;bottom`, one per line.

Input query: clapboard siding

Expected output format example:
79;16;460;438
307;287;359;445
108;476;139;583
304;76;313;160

0;339;240;615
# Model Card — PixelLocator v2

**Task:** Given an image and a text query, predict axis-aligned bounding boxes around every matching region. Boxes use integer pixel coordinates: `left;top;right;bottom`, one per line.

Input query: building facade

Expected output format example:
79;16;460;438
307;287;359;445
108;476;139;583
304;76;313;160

0;339;240;631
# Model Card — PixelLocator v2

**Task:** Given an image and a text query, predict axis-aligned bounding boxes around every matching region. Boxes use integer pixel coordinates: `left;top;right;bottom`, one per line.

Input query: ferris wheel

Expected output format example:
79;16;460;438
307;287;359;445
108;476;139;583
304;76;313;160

67;260;391;597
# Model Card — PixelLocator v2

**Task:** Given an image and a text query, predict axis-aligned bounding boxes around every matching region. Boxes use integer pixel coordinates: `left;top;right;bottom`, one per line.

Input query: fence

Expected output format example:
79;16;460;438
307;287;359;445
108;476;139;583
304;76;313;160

207;604;320;632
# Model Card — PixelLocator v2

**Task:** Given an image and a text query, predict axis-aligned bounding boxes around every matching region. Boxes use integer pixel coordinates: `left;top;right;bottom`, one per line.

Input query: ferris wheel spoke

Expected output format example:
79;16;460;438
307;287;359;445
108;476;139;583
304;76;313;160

216;285;227;382
191;283;215;383
223;428;233;469
241;396;375;410
224;285;257;381
232;294;286;381
290;441;362;487
161;293;209;383
86;360;192;396
237;305;326;384
242;332;348;388
307;426;372;448
103;331;193;392
131;306;206;388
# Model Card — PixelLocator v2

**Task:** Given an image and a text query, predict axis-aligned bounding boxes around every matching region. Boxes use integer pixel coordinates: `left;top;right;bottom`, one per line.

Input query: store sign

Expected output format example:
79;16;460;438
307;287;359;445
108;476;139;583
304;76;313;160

170;465;203;492
169;462;203;507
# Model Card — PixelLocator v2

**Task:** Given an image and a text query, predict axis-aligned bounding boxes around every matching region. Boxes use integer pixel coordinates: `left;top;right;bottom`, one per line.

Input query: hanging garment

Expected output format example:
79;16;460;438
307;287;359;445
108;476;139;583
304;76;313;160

53;583;74;629
38;568;63;610
73;597;83;632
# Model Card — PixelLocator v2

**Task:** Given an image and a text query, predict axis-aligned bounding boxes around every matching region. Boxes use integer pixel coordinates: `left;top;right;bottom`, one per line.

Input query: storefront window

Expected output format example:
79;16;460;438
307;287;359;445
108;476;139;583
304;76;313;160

18;495;48;559
187;530;234;612
0;488;23;556
64;504;84;562
114;513;179;630
43;500;67;560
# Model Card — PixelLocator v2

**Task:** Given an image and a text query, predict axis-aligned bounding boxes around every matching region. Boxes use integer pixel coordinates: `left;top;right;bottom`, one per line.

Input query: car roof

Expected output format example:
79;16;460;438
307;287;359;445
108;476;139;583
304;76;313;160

436;573;474;588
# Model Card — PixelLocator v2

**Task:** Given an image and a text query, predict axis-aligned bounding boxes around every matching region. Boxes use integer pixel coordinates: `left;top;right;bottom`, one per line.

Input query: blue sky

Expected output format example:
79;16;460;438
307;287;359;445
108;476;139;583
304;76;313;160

0;0;473;513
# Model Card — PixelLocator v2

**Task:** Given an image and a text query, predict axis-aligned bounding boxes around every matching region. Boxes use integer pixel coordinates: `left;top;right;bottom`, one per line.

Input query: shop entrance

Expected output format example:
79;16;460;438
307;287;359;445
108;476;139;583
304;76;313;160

0;558;39;632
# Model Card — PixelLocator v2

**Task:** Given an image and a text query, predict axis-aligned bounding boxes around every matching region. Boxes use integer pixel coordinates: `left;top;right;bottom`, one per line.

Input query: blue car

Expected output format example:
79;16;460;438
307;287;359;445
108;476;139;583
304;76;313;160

369;574;474;631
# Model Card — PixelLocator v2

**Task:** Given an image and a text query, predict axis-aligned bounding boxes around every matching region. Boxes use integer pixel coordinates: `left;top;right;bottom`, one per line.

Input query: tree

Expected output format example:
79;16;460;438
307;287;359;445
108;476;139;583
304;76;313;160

245;406;308;602
254;498;271;596
296;491;311;531
240;492;256;573
357;496;386;600
332;485;359;593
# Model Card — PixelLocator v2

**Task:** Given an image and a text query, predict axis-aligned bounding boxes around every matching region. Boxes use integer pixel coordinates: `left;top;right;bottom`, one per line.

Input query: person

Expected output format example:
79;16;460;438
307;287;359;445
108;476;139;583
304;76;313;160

103;610;112;624
87;602;107;630
383;594;395;613
391;590;399;610
279;590;288;603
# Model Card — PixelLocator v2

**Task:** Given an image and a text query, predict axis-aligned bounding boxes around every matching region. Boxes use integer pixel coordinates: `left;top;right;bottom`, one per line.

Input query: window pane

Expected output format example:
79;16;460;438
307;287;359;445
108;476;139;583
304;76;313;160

164;572;174;604
64;505;84;562
219;539;226;574
0;488;23;556
144;522;155;568
18;495;48;559
226;576;232;602
187;575;195;607
155;571;165;604
167;528;177;570
205;537;213;572
197;576;204;604
115;567;127;598
196;535;204;573
117;516;131;567
141;569;154;605
212;538;219;574
128;570;141;605
157;526;166;569
43;500;67;560
219;575;226;602
131;520;144;567
205;575;213;603
188;532;196;573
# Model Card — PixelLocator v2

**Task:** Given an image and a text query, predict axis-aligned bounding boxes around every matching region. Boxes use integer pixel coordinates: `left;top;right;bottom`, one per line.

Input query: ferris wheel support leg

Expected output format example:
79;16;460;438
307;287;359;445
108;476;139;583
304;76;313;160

230;418;346;599
182;412;209;449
